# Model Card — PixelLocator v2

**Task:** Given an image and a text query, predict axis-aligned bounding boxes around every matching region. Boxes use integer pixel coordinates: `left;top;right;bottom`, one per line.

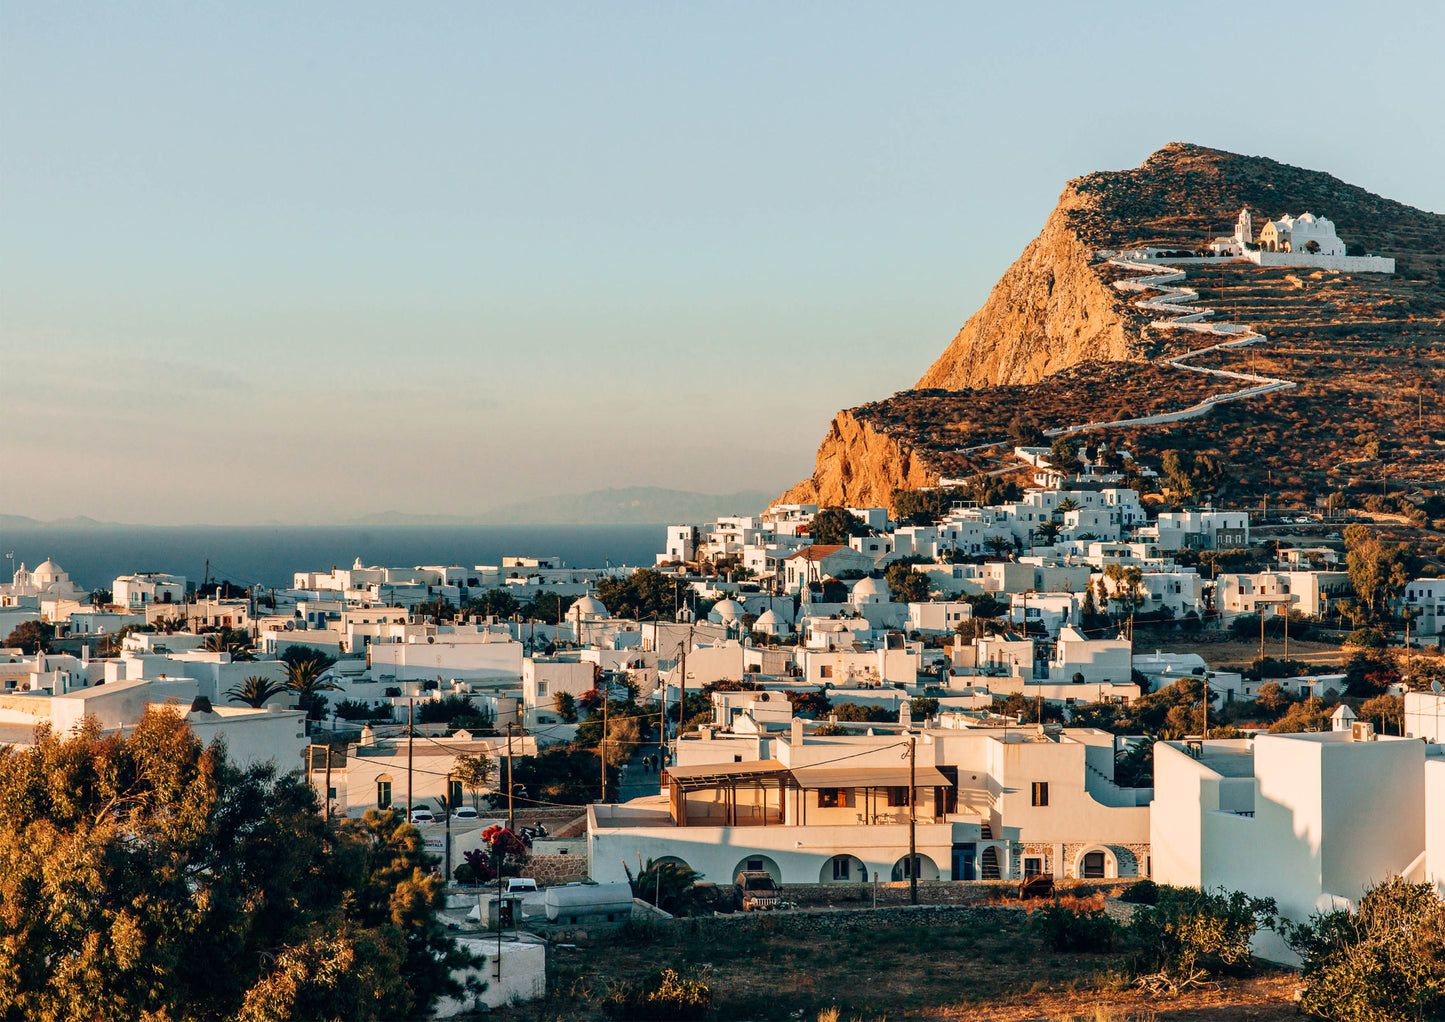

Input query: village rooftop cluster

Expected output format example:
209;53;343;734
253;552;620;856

3;458;1445;1002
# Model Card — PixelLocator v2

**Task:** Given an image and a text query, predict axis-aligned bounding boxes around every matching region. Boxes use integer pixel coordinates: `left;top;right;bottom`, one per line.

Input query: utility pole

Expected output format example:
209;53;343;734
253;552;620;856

677;627;692;750
908;734;918;906
601;686;609;803
506;723;516;832
444;770;453;880
407;699;414;820
324;743;333;822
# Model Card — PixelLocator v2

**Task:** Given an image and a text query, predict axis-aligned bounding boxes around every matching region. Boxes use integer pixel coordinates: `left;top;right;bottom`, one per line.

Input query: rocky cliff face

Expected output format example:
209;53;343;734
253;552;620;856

778;143;1445;512
776;409;939;508
915;190;1140;390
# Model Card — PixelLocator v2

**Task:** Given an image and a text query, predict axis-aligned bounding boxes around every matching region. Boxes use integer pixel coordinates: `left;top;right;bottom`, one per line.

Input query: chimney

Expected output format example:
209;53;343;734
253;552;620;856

791;717;803;744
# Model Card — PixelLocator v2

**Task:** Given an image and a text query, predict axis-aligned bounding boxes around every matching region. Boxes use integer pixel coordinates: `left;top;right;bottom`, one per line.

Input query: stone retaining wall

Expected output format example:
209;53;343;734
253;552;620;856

520;853;590;886
776;877;1124;908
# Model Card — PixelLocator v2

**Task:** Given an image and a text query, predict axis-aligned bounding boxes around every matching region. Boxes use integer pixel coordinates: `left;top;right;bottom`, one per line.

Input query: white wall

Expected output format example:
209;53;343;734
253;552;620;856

1426;758;1445;898
587;810;955;888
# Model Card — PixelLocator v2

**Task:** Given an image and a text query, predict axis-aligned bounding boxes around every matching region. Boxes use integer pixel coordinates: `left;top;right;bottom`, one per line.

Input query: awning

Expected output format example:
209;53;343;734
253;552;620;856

791;765;953;789
664;759;789;789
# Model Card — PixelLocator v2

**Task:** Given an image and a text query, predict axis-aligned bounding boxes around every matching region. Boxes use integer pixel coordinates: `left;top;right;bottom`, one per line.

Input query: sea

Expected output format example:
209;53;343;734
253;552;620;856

0;524;666;592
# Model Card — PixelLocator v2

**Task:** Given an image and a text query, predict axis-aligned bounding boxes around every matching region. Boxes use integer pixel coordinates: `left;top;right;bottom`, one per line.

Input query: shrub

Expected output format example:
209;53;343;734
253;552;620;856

1032;904;1118;952
1120;879;1159;905
1345;627;1390;649
908;697;940;718
624;856;703;914
1130;886;1277;980
1286;876;1445;1022
602;968;712;1020
334;699;392;721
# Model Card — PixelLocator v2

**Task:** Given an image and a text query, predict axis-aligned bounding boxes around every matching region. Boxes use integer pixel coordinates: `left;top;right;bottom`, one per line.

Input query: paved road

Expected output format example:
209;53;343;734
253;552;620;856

614;749;667;802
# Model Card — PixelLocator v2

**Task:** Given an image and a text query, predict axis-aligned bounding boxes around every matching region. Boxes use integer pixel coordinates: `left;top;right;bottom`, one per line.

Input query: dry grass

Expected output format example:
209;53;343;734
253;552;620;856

494;910;1299;1022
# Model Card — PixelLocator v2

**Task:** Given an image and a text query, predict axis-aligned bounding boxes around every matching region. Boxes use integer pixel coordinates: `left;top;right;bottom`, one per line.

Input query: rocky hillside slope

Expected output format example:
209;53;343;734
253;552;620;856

914;190;1141;391
782;143;1445;510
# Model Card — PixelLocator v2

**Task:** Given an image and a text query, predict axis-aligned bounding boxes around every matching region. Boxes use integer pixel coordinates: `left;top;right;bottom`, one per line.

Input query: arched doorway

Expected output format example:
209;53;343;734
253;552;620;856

376;773;394;810
890;854;940;882
819;854;867;884
1072;845;1118;879
732;854;781;885
979;845;1001;880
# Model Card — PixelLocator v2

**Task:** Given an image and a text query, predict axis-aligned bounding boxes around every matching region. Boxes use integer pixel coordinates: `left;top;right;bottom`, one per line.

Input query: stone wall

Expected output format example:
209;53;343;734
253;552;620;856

777;877;1124;909
520;853;590;887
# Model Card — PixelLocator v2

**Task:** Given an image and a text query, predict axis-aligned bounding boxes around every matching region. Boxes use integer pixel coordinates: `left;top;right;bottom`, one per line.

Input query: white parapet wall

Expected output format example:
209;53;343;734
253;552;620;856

1114;251;1395;274
433;938;546;1016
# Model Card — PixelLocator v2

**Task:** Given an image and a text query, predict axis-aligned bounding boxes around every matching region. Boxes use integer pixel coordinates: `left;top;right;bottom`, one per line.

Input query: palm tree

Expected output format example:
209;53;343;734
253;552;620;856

284;656;340;701
204;631;256;661
1035;519;1062;545
985;536;1013;559
1053;497;1080;520
226;674;288;709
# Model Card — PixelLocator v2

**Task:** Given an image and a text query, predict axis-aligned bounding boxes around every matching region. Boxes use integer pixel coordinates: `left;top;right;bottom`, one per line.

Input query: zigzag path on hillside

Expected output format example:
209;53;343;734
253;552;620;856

960;259;1295;473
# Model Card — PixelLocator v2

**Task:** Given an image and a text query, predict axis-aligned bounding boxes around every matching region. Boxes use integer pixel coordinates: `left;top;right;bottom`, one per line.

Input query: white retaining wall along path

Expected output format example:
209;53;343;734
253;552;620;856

1036;260;1296;439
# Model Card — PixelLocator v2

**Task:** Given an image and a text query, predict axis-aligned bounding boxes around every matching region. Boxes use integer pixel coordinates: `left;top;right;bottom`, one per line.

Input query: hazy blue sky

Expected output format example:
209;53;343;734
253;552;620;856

4;2;1442;524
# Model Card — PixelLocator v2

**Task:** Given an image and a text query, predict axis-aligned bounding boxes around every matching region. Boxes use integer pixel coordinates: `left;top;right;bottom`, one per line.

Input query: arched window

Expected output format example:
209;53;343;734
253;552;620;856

377;773;394;810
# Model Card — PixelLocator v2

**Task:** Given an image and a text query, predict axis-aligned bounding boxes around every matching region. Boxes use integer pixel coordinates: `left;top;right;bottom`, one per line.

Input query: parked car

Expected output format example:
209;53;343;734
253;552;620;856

451;806;479;821
409;808;436;824
505;878;538;896
733;871;780;911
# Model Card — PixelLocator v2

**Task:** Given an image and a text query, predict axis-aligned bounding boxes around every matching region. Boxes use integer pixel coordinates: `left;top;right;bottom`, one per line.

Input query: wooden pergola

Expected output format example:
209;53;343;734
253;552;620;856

664;759;790;827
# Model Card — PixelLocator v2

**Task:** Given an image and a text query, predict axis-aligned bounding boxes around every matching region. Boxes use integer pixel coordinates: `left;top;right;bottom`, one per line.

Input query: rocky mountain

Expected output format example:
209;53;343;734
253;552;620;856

782;143;1445;510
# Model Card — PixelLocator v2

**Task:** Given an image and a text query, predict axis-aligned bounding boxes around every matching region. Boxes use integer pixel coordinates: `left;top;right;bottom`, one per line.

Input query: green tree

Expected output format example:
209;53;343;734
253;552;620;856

554;690;578;723
832;701;894;723
525;590;576;625
884;564;930;602
783;690;833;718
808;506;871;545
1288;876;1445;1022
226;674;289;709
452;753;493;810
1130;887;1277;985
1358;694;1404;734
282;650;341;720
624;855;702;913
4;620;54;654
467;588;520;621
509;746;616;807
892;486;971;527
908;697;939;718
1035;519;1062;545
1160;450;1226;500
204;628;255;660
1008;413;1045;448
0;709;477;1021
1050;437;1082;474
597;569;679;619
984;536;1013;558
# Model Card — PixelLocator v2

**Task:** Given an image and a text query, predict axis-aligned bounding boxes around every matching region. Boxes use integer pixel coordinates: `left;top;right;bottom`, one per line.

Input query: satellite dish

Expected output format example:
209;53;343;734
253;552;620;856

1432;680;1442;695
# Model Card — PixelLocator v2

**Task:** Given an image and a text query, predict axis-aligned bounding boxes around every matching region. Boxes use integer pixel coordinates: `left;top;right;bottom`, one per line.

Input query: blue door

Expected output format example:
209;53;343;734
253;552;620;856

952;843;976;881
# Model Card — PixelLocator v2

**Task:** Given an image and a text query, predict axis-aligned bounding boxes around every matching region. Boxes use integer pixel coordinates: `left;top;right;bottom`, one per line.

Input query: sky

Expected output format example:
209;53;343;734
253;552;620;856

4;2;1443;525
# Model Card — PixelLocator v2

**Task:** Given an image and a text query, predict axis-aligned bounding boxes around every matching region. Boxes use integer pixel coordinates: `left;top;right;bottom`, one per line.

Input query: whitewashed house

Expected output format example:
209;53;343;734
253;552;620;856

1151;731;1435;963
589;719;1150;889
114;572;187;608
